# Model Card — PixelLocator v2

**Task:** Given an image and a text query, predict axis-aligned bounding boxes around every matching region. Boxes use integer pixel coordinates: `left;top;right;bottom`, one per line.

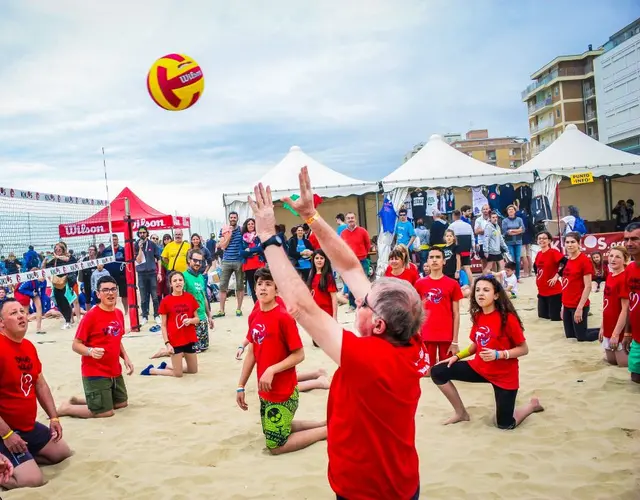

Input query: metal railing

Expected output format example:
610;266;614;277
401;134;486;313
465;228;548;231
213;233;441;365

586;109;597;121
528;97;553;115
584;87;595;99
522;63;595;98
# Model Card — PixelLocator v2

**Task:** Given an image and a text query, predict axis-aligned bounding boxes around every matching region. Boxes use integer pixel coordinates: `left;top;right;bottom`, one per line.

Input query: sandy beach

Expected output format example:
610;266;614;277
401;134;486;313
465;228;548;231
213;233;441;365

4;277;639;500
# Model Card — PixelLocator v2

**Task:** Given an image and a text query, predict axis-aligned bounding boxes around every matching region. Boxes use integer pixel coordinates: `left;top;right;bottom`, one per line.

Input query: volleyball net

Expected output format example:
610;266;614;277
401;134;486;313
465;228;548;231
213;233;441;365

0;186;108;259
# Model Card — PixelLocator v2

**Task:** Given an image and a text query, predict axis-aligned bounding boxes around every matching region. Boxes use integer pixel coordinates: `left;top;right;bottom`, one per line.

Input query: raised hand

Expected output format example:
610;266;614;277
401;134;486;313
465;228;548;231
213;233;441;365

247;184;277;242
281;166;316;220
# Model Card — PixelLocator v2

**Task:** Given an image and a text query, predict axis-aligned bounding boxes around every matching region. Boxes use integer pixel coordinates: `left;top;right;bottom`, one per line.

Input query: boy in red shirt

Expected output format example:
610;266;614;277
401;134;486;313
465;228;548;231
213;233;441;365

236;268;327;454
57;276;134;419
415;247;462;371
622;222;640;383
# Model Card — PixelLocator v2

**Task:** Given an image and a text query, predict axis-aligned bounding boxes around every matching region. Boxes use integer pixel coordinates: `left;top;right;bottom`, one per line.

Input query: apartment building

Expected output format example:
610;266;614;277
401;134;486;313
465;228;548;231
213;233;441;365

595;18;640;155
522;46;603;156
451;129;528;169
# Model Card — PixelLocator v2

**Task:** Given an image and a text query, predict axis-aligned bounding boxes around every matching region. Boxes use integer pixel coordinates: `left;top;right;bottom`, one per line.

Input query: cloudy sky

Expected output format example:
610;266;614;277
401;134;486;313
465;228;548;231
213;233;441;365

0;1;637;221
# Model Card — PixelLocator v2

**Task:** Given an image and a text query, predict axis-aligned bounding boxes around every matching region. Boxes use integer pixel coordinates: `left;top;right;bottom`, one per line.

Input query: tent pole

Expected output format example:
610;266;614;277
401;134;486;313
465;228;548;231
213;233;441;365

555;183;563;251
123;197;140;332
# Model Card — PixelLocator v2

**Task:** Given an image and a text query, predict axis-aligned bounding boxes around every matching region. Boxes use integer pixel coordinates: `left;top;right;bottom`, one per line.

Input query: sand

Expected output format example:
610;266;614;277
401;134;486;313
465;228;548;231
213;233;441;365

5;278;640;500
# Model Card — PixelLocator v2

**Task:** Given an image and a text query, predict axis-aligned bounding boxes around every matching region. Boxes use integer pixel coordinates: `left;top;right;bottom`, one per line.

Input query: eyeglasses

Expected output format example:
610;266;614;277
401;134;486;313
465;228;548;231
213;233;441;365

99;287;118;294
361;293;382;317
191;258;203;264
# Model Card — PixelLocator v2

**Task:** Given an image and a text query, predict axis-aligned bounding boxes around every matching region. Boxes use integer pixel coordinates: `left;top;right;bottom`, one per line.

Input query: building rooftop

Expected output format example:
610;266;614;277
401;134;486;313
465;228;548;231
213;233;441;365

530;48;603;79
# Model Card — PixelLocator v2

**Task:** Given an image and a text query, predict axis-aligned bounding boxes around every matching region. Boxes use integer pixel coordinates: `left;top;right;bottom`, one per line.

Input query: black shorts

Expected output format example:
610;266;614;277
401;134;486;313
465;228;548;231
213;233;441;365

173;342;197;354
115;274;127;298
460;255;471;266
487;253;503;262
0;422;51;467
478;247;486;260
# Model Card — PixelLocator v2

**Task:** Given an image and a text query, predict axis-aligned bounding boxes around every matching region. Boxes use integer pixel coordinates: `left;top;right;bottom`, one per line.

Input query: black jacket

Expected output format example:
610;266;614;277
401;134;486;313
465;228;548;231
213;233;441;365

287;237;314;264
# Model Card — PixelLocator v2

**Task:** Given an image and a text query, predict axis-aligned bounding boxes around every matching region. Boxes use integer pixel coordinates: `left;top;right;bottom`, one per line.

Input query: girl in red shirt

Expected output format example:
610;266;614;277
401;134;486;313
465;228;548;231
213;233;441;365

142;271;200;377
307;250;338;321
384;247;418;287
534;230;566;321
598;247;629;367
241;218;266;303
561;232;594;341
430;275;544;429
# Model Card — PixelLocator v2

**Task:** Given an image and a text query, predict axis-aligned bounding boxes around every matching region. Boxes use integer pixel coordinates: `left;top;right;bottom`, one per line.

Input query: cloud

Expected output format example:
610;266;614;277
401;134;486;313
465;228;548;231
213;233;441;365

0;0;637;223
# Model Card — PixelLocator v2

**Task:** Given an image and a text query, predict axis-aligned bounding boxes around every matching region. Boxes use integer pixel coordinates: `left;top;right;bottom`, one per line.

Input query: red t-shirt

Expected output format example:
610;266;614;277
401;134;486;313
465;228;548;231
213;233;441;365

311;273;337;317
75;306;126;378
415;275;463;343
535;248;564;297
158;293;199;347
561;253;593;308
0;335;42;432
250;296;286;316
308;232;320;250
602;270;628;340
246;305;303;402
626;261;640;342
468;310;525;390
243;240;265;272
327;331;427;500
341;226;371;261
384;265;419;287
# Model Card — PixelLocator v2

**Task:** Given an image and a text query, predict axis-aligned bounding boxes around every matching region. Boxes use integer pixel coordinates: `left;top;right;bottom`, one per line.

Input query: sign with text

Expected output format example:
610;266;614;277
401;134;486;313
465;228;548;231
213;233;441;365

570;172;594;185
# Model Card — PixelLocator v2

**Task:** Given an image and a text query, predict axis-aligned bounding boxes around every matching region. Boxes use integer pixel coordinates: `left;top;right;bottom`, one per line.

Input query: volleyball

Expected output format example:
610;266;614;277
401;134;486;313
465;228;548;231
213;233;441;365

146;53;204;111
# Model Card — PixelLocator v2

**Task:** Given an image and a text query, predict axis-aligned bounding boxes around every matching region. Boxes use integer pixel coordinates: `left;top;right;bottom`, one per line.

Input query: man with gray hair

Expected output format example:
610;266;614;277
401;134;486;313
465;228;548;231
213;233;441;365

248;167;426;500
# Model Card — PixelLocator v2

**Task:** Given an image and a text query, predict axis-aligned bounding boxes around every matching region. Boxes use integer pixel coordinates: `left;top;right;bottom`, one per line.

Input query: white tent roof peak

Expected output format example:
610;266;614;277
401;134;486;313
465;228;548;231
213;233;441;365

223;145;377;205
382;133;532;190
517;123;640;178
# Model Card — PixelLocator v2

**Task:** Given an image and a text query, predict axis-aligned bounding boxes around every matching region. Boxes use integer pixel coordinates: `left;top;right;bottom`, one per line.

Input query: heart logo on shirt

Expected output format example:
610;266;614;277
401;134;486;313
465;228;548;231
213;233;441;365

176;313;189;329
474;326;491;347
536;269;543;281
630;292;639;312
560;277;569;290
21;373;33;397
603;299;609;311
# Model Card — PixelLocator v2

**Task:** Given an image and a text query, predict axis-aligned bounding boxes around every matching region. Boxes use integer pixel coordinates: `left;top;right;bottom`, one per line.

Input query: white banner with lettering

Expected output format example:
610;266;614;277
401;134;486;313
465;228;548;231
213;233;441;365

0;256;115;287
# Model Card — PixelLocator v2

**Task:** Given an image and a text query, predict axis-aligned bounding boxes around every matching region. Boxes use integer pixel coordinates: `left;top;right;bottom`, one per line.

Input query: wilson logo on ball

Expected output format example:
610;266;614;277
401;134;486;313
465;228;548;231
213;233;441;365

147;53;204;111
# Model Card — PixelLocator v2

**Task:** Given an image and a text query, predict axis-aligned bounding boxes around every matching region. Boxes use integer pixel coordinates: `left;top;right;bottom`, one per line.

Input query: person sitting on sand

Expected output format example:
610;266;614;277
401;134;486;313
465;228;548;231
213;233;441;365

141;271;199;377
622;221;640;384
57;276;134;419
493;262;519;299
248;169;427;500
236;268;327;455
0;299;72;489
598;247;629;367
430;275;544;429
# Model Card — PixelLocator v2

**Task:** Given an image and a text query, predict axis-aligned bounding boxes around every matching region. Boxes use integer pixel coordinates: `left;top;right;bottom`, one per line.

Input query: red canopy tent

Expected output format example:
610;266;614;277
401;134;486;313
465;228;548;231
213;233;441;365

59;187;190;332
59;187;190;237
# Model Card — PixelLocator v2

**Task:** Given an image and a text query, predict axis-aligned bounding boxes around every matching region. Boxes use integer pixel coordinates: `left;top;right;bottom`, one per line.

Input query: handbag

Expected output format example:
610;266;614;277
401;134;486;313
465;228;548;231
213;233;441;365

50;259;68;289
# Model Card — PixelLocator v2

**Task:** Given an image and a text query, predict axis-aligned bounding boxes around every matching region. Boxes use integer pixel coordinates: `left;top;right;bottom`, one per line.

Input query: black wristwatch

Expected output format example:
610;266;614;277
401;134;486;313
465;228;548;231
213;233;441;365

262;234;284;249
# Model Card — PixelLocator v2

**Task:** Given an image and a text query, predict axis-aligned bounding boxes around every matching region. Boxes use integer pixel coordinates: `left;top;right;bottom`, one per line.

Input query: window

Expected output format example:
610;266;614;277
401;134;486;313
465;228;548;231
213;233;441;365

510;161;517;168
486;150;497;161
554;85;559;96
509;149;515;156
556;109;561;119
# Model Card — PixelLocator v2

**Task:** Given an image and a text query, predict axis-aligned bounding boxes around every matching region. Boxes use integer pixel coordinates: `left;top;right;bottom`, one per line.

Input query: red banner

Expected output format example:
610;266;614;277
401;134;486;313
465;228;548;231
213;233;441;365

59;215;190;238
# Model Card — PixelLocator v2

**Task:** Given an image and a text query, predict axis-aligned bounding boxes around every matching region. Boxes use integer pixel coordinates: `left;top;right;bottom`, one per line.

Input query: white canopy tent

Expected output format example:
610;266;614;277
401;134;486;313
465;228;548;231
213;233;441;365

376;134;533;275
223;146;378;221
516;124;640;217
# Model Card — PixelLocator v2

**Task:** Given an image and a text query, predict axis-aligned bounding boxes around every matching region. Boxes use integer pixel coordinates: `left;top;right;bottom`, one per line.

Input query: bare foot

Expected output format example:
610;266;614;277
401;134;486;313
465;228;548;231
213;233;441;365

317;376;331;389
69;396;83;405
57;401;72;415
318;368;328;377
530;397;545;413
444;411;470;425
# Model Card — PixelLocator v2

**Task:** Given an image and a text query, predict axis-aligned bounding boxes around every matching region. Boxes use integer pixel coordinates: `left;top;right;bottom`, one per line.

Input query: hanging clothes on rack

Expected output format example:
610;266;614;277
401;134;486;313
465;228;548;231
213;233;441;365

487;184;501;213
445;189;455;214
425;189;439;217
499;183;515;215
438;189;447;214
515;185;533;213
472;187;488;216
410;188;427;222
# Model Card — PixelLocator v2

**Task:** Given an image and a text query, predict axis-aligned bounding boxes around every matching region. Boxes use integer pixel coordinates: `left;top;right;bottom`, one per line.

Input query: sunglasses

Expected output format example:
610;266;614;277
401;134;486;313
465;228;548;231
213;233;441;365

191;258;203;264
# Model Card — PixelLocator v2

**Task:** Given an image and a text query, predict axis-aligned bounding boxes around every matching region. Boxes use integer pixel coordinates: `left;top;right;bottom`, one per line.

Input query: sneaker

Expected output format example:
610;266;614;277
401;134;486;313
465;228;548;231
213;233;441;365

154;316;161;325
235;309;243;317
213;311;226;318
62;323;71;330
140;317;148;326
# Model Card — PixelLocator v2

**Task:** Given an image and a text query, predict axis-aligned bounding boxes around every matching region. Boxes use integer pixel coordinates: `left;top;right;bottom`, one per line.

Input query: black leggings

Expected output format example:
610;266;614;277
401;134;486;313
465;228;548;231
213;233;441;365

431;361;517;429
53;287;72;323
538;293;562;321
244;269;258;303
562;306;593;341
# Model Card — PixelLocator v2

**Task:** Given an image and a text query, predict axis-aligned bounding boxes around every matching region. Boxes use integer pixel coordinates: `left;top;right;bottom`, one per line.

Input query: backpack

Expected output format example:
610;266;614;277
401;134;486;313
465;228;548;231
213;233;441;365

571;217;587;236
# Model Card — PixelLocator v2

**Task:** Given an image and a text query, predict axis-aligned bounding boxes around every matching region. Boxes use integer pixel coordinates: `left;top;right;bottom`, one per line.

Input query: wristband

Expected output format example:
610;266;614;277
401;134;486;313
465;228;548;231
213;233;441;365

236;387;245;393
237;345;245;350
49;417;60;422
1;430;13;440
624;333;632;337
456;347;471;360
505;350;510;360
165;341;171;345
495;350;499;360
86;348;93;357
305;212;320;225
451;342;459;346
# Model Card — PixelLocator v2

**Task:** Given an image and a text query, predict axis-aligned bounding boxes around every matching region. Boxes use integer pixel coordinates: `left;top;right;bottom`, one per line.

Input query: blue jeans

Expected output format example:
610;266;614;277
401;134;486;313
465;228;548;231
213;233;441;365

348;259;371;308
507;244;522;279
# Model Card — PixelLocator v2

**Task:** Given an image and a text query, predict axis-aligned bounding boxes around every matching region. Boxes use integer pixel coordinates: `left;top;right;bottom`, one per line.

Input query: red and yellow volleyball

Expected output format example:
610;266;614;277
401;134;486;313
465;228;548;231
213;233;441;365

146;53;204;111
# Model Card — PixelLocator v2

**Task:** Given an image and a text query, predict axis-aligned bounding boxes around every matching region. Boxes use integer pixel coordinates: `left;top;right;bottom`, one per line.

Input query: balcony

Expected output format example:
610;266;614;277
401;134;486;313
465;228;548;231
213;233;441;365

532;143;550;157
584;87;595;99
528;97;553;116
522;63;596;99
530;119;555;135
586;109;597;122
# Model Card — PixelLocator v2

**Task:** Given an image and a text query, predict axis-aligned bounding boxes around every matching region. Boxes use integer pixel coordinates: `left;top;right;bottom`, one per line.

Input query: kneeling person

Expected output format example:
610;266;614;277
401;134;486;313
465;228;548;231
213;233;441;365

236;268;326;454
0;299;71;489
58;276;134;419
